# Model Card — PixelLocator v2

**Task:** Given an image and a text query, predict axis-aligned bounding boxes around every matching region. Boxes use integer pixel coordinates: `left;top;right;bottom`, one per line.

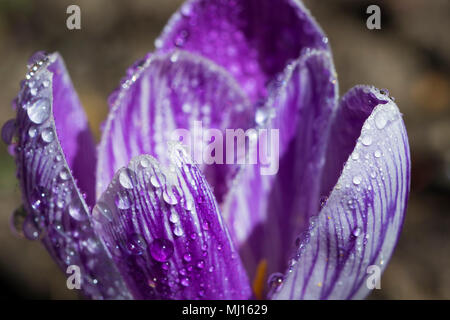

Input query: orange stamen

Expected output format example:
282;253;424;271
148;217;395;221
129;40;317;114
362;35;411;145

252;259;267;300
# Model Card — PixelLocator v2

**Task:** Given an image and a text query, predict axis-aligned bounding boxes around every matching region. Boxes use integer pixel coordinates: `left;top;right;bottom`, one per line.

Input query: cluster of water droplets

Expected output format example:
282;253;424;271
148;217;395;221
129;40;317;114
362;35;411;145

267;89;400;297
93;149;245;299
2;52;131;299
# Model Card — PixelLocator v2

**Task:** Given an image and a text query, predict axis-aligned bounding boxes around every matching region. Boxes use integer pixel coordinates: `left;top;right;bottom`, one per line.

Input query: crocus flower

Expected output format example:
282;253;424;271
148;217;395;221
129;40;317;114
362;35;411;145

2;0;410;300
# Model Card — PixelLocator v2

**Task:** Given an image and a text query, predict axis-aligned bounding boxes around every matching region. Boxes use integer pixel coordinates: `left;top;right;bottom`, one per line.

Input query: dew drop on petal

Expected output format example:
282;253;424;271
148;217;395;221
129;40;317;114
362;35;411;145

183;198;193;211
22;215;44;240
59;168;69;180
126;234;147;255
28;126;38;138
173;225;184;237
182;103;192;113
169;212;180;224
180;277;190;287
375;112;387;129
93;201;113;223
352;175;362;185
255;108;267;126
267;272;284;291
139;158;150;168
27;98;50;124
150;175;161;188
115;192;131;210
163;190;178;205
361;135;372;146
41;127;54;143
196;260;205;269
183;253;192;262
149;238;174;262
119;169;133;189
374;150;382;158
68;201;87;221
352;227;362;237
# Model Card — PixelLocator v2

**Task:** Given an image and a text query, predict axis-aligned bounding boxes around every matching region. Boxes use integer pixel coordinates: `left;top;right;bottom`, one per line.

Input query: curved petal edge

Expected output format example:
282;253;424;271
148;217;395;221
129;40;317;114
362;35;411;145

93;143;252;299
271;86;410;300
8;52;131;299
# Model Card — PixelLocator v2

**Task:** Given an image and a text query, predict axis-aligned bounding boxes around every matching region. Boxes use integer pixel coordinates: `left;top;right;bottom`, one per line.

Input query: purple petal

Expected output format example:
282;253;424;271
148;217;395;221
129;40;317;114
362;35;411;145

156;0;329;101
223;49;338;281
271;87;410;299
11;52;131;299
92;143;251;299
97;50;254;204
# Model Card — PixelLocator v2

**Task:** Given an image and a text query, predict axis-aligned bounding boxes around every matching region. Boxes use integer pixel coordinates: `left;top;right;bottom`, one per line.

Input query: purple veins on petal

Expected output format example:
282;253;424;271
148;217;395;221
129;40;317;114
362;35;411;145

10;52;131;299
222;49;338;284
156;0;329;101
271;86;410;300
92;143;252;300
97;50;254;204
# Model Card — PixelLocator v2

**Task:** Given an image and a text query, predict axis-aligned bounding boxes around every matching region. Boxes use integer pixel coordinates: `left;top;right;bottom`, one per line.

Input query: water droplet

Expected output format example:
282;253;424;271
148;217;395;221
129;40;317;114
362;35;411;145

183;253;192;262
183;198;193;211
30;187;47;212
28;126;38;138
126;234;147;255
374;150;382;158
68;201;87;221
119;169;133;189
182;103;192;113
353;175;362;185
41;127;54;143
84;238;100;254
170;52;179;63
163;190;178;205
255;108;268;126
180;277;190;287
375;112;387;129
196;260;205;269
173;225;184;237
27;51;48;68
27;98;50;124
267;273;284;291
115;192;131;210
352;227;362;237
1;119;16;145
169;212;179;223
351;152;360;161
150;175;161;188
59;168;69;180
361;135;372;146
150;238;174;262
22;215;44;240
93;201;113;223
139;158;150;168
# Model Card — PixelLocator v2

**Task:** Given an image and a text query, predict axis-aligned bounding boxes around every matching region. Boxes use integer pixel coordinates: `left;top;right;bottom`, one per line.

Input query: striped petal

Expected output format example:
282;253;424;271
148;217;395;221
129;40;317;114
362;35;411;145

222;49;338;281
156;0;329;101
92;143;251;299
97;50;253;204
9;52;131;299
271;86;410;299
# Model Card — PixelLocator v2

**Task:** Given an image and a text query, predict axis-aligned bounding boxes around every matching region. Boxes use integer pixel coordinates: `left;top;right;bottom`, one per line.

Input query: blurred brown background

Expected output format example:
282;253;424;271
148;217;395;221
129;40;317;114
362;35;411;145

0;0;449;299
